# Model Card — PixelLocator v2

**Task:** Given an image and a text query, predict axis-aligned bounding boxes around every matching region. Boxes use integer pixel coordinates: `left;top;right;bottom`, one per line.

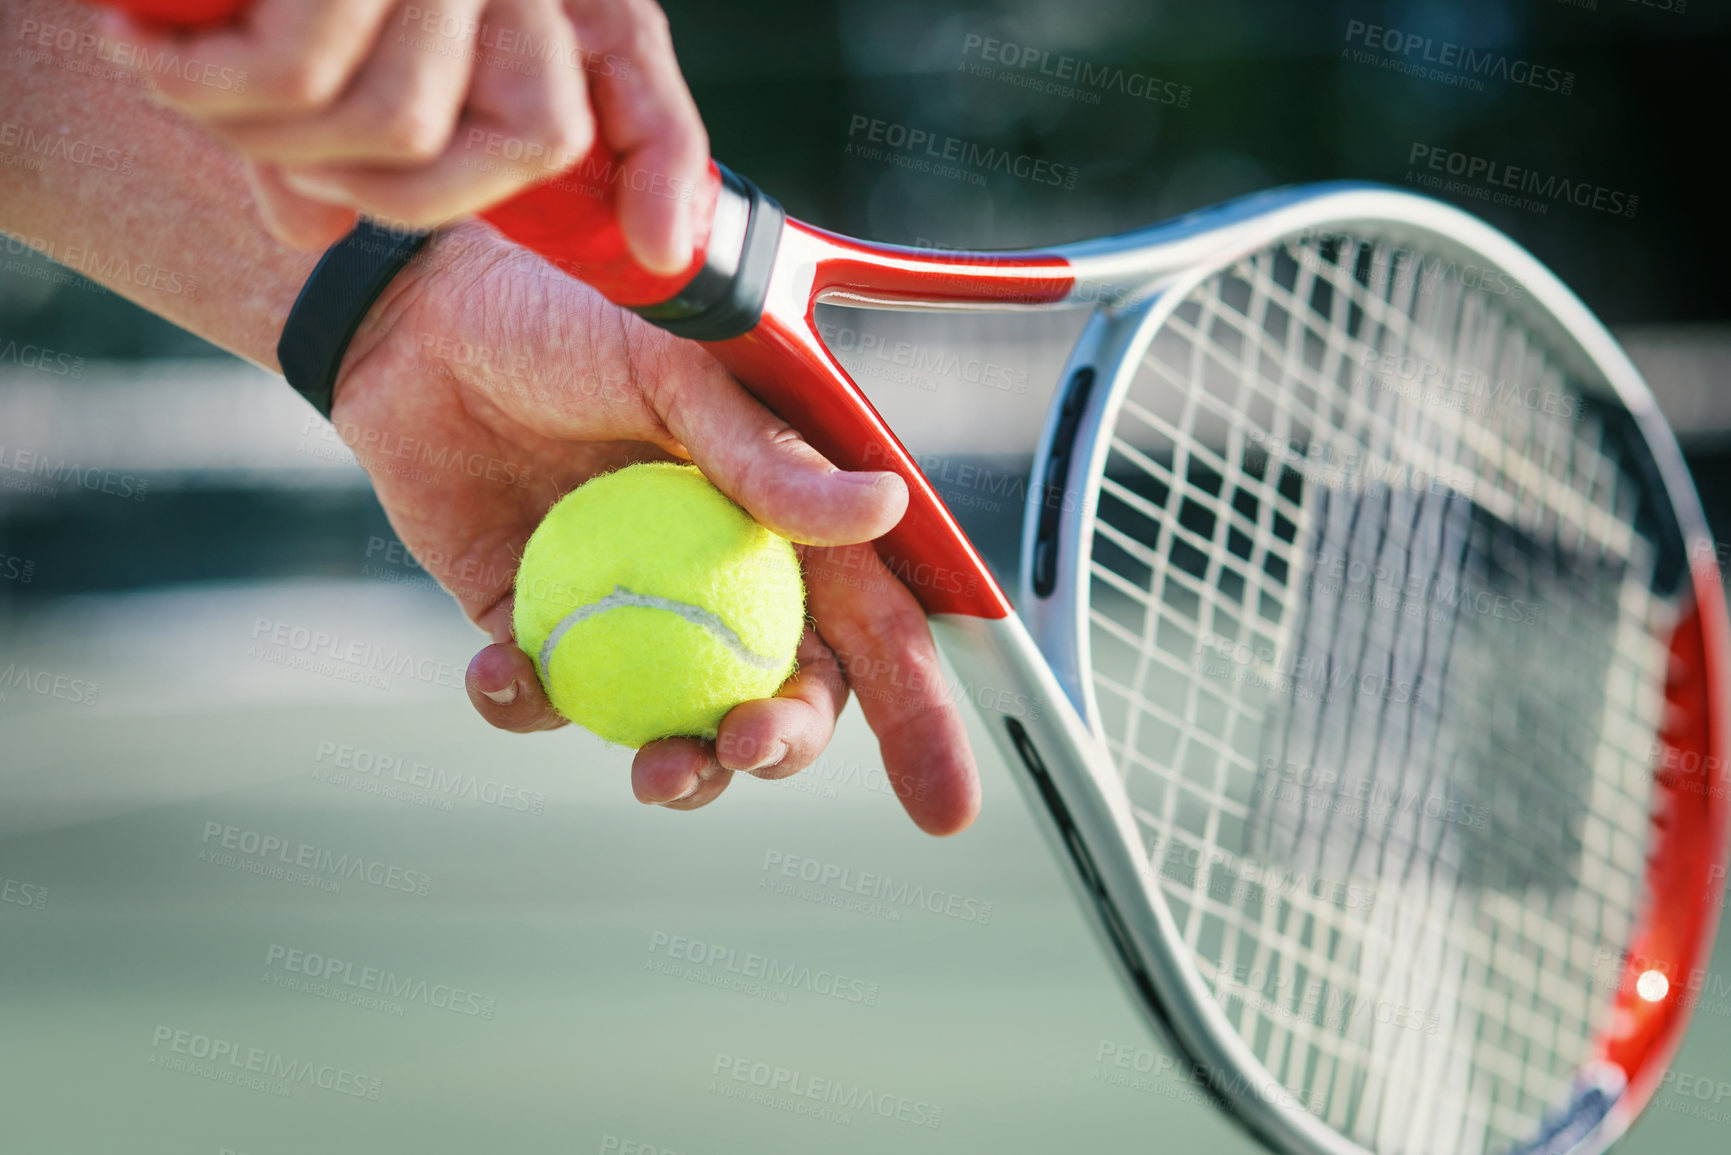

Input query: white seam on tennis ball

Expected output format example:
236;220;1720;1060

538;585;785;677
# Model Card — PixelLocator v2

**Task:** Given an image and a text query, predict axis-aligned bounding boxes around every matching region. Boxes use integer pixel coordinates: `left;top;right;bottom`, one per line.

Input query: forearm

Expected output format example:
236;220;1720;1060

0;0;315;369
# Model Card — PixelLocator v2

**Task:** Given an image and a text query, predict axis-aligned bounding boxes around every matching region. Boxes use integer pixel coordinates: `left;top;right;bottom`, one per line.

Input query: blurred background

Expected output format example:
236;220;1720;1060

4;1;1731;1152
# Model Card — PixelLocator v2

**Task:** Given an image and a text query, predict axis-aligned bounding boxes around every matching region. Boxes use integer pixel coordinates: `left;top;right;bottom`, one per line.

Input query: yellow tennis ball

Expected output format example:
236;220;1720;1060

512;462;805;747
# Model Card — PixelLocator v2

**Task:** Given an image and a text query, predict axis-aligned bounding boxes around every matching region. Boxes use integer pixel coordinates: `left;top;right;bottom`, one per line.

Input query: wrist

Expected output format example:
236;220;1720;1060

332;219;519;414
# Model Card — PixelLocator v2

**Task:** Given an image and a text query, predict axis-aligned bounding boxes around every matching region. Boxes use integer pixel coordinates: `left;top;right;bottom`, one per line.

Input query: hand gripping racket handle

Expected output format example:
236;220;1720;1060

97;0;1020;620
100;0;724;309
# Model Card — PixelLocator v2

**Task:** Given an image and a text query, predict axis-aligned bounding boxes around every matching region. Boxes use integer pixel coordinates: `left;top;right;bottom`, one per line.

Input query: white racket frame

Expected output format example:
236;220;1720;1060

888;185;1724;1155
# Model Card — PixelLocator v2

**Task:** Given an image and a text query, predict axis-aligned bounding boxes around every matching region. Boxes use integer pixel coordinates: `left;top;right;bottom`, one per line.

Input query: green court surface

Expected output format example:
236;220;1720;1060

4;578;1731;1154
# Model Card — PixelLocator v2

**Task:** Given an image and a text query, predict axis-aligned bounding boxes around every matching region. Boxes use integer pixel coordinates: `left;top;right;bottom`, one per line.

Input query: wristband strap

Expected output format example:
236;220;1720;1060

277;220;431;418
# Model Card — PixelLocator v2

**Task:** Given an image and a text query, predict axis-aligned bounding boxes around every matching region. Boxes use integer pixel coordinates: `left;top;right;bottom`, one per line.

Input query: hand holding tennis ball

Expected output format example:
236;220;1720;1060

513;463;807;746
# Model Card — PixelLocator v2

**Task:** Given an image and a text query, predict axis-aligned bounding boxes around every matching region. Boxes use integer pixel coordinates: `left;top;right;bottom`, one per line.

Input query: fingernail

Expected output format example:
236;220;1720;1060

669;776;703;803
745;741;788;773
482;681;519;705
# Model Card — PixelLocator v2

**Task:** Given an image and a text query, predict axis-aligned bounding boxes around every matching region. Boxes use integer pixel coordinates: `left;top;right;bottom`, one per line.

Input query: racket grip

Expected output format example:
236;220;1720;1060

96;0;720;309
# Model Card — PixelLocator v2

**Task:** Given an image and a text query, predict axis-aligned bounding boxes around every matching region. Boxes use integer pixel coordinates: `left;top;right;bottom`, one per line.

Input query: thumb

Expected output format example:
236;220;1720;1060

249;162;360;251
644;343;907;547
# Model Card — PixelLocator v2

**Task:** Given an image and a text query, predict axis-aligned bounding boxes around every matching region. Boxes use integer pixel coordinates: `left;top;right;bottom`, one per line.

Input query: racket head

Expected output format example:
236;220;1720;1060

1017;187;1730;1155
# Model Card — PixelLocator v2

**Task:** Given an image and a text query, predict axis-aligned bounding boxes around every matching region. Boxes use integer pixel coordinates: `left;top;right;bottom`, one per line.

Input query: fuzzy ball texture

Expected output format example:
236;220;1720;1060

512;463;805;747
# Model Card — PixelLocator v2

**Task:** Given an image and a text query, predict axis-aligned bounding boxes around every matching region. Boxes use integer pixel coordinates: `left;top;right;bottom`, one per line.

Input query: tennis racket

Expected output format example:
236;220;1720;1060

103;3;1731;1153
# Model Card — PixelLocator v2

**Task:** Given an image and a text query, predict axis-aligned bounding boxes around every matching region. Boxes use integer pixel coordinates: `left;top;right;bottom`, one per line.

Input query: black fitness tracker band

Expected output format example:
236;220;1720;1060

277;219;431;418
277;165;776;416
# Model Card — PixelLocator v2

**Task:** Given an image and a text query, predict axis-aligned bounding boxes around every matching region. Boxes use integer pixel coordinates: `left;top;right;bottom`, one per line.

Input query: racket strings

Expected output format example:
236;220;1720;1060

1267;244;1654;1149
1228;241;1484;1149
1085;229;1672;1155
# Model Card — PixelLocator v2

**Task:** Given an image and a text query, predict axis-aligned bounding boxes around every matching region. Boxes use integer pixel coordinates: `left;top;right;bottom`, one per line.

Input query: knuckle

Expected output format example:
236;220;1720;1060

525;104;593;168
377;107;450;162
846;605;931;676
263;60;345;108
628;0;673;41
621;4;674;61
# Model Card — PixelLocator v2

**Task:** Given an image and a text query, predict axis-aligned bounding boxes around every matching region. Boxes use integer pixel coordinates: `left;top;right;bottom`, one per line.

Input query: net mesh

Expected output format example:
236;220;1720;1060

1085;232;1673;1155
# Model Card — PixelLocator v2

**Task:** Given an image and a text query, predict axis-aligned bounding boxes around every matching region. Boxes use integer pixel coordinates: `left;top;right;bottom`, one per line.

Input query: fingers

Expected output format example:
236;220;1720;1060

246;161;359;250
564;0;709;274
107;0;597;233
714;627;849;777
101;0;395;117
805;544;981;836
638;343;909;548
631;629;845;812
465;540;977;835
632;738;731;809
273;0;596;227
466;641;566;732
215;0;488;168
